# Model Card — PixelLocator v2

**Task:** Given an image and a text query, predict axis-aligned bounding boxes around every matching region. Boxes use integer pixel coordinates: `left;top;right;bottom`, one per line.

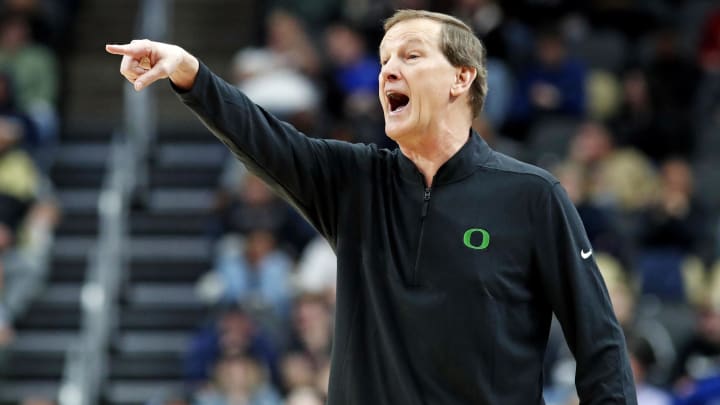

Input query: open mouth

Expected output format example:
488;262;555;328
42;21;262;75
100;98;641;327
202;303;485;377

387;92;410;113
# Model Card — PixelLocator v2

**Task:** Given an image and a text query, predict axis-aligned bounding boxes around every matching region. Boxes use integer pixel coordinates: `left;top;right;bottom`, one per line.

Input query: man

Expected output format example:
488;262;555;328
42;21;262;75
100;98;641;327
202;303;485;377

107;9;637;404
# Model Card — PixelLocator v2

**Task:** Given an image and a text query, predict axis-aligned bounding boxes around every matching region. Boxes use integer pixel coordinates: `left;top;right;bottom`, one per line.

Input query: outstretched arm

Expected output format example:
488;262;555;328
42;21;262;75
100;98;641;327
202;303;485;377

105;40;369;245
105;39;199;91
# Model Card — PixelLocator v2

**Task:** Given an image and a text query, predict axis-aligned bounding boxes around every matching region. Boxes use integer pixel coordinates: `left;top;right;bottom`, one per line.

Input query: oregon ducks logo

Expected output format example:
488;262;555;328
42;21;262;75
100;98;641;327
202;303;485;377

463;228;490;250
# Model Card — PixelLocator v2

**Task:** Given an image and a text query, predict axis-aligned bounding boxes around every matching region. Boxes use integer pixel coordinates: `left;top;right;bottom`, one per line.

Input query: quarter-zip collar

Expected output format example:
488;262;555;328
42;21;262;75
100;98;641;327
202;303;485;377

396;129;493;186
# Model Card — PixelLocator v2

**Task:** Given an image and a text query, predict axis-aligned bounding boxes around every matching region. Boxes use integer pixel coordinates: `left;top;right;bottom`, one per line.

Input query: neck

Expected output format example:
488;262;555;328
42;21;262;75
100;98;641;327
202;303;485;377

398;125;471;187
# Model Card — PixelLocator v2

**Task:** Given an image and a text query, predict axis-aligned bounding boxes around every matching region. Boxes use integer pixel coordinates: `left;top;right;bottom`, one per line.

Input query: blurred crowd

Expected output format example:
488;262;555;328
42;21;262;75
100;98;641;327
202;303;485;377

0;0;75;352
166;1;720;405
2;0;720;404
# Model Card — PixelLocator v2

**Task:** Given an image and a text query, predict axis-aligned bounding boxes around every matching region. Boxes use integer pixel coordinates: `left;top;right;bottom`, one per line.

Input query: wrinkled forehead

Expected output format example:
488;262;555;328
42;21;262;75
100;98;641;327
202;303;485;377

379;18;442;54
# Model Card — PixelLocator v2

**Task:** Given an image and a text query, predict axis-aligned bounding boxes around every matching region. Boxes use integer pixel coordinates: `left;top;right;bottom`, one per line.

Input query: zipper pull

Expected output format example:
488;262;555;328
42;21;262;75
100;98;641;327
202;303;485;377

421;187;431;217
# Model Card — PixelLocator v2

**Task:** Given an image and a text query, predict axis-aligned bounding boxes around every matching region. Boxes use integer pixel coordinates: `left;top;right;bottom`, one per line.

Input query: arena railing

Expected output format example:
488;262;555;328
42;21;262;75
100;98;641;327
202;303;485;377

58;130;129;405
58;1;173;404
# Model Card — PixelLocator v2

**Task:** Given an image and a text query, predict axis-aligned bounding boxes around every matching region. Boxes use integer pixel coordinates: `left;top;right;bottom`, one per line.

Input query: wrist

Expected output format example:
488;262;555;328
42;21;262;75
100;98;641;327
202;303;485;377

169;49;199;91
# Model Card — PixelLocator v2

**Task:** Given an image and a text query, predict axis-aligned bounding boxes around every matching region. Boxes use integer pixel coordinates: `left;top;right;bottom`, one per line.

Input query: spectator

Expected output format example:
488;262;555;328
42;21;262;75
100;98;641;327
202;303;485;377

637;158;711;262
263;9;321;78
231;48;320;126
286;293;332;367
566;120;658;213
210;172;314;258
197;229;293;322
450;1;517;128
1;175;59;335
595;253;636;332
293;236;336;304
323;21;384;145
627;334;673;405
193;354;282;405
642;28;700;161
323;21;379;108
0;11;58;157
229;9;323;135
609;67;663;161
675;373;720;405
184;306;281;391
0;114;38;346
669;298;720;387
279;352;316;394
0;72;36;147
505;25;586;140
2;0;80;48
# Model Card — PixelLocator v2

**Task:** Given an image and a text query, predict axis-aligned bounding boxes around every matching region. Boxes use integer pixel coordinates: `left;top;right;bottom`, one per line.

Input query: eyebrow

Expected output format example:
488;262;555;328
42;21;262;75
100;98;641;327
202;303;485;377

379;37;429;56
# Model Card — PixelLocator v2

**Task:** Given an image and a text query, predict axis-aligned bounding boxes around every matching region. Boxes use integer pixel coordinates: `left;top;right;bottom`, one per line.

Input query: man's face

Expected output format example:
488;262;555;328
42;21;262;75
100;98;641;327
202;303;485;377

379;19;459;142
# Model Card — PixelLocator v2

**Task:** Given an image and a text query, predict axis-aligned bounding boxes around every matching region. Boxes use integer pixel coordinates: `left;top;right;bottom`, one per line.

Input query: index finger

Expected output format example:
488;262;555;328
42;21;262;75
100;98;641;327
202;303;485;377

105;43;147;58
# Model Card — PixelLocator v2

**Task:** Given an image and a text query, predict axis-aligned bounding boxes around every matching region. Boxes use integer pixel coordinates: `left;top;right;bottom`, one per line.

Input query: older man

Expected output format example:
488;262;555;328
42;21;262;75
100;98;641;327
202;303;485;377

107;9;636;404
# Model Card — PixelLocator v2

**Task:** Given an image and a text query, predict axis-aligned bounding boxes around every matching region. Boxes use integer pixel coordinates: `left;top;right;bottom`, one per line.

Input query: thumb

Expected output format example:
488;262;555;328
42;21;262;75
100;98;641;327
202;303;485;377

133;61;170;91
105;43;147;58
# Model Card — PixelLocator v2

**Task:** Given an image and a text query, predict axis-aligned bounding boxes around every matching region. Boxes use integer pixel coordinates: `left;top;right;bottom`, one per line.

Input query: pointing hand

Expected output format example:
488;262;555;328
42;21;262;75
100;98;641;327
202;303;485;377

105;39;199;91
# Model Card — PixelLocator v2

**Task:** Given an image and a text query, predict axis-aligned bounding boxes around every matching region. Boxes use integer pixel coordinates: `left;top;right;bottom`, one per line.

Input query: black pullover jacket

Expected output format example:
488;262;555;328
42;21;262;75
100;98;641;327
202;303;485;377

176;63;637;405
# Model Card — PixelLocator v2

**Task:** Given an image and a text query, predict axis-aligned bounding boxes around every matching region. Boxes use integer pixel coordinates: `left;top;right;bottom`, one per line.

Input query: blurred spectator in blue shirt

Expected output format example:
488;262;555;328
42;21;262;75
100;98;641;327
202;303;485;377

506;26;586;140
184;306;281;391
199;230;293;322
322;21;385;147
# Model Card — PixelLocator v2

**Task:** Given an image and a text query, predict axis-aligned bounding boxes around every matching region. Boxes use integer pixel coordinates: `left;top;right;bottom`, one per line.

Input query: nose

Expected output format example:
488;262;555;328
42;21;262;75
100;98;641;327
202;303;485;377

380;58;400;81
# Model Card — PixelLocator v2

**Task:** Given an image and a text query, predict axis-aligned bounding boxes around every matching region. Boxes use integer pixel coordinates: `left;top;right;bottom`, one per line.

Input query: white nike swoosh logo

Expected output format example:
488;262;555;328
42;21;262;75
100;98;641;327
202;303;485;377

581;249;592;259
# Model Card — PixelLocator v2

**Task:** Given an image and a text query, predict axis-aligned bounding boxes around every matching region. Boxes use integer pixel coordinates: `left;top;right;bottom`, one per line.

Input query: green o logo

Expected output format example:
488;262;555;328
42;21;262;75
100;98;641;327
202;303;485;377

463;228;490;250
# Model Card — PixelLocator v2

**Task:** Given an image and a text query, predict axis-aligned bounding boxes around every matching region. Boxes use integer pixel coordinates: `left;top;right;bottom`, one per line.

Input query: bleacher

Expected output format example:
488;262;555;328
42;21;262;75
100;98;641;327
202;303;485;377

104;132;225;405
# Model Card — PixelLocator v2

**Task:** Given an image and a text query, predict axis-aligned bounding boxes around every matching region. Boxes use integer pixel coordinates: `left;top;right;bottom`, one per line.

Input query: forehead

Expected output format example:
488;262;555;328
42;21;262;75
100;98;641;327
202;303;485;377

380;18;442;53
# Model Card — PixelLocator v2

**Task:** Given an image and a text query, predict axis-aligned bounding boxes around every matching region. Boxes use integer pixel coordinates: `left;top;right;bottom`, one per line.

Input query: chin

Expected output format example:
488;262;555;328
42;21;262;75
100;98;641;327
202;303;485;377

384;127;404;142
384;122;412;142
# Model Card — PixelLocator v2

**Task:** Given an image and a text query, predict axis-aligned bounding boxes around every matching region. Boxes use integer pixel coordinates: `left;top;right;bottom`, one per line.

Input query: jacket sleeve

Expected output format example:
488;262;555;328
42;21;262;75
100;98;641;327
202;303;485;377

534;182;637;404
173;62;363;243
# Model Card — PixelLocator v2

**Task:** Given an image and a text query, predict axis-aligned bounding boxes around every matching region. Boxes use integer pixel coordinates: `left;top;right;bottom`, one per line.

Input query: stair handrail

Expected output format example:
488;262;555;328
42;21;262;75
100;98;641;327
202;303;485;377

59;1;173;404
59;130;130;405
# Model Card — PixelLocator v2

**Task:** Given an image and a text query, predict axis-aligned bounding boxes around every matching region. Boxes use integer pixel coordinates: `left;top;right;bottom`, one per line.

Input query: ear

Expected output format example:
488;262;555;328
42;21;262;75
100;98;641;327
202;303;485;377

450;66;477;97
